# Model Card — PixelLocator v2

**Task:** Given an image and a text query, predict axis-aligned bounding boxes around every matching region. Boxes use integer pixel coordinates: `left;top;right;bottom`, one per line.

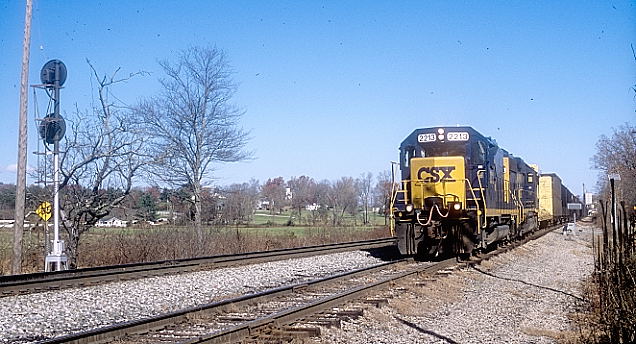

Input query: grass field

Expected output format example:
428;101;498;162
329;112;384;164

252;209;388;227
0;208;391;274
1;218;391;274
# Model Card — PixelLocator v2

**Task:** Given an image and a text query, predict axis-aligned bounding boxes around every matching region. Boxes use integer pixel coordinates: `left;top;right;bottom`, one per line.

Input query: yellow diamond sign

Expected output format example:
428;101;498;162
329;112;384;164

36;202;52;221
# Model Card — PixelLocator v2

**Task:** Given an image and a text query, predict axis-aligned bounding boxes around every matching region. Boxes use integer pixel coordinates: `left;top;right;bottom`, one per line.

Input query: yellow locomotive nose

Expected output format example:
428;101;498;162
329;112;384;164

409;156;466;210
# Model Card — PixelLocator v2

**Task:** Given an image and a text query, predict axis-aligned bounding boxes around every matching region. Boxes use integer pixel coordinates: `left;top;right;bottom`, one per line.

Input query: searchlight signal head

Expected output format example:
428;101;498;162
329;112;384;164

40;59;67;86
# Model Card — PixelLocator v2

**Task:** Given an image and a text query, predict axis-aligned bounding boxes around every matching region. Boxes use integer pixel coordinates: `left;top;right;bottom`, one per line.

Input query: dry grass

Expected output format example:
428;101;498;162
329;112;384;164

521;326;576;341
0;225;389;273
569;248;590;257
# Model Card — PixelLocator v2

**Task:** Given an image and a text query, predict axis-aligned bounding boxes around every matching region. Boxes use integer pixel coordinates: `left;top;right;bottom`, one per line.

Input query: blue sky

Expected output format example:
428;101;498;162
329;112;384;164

0;1;634;195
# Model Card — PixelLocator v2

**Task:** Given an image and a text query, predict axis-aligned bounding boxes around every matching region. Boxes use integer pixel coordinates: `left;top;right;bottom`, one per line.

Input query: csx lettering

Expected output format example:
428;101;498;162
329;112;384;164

417;166;456;182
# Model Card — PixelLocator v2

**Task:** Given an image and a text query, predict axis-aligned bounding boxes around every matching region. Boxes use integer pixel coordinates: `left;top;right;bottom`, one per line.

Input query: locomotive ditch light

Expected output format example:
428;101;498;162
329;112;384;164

405;204;414;213
453;202;462;211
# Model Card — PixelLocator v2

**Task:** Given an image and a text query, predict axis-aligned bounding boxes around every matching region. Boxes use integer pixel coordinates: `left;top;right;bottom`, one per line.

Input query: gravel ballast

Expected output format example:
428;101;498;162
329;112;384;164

0;250;386;343
319;224;595;344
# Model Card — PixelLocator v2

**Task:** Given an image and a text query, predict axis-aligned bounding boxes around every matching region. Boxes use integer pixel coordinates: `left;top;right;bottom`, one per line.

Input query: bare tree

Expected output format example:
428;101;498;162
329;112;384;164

138;46;250;244
326;177;358;226
374;170;394;225
288;176;316;223
48;62;147;268
312;180;331;225
592;122;636;207
261;177;286;214
357;172;373;225
221;180;260;225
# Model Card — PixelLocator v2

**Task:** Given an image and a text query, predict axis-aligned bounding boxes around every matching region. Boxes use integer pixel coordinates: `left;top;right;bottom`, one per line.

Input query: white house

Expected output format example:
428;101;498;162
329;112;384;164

95;216;128;228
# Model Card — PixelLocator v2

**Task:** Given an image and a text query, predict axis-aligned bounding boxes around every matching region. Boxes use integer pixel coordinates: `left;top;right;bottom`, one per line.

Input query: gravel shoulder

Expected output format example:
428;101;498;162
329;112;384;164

0;251;386;343
318;224;595;344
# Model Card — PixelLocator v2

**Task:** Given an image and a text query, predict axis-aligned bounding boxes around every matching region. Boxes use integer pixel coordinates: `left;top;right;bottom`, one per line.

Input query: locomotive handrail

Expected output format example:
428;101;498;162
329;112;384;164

510;189;524;224
390;181;408;236
476;170;487;228
464;178;482;233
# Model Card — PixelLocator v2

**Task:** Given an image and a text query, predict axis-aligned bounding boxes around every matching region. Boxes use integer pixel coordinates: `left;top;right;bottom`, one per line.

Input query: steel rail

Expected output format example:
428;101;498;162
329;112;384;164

36;225;559;343
0;237;396;297
187;258;457;344
37;260;409;344
186;225;562;343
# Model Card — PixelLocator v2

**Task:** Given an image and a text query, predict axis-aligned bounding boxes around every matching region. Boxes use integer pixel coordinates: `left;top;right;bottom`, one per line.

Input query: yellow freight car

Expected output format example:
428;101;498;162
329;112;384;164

538;173;565;227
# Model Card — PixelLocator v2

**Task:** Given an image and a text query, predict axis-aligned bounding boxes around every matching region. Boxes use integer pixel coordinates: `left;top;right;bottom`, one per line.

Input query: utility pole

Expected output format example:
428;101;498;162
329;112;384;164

12;0;33;275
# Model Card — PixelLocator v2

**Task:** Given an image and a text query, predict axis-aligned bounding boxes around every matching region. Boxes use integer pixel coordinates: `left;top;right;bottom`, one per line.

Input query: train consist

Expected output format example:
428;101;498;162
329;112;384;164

393;126;580;257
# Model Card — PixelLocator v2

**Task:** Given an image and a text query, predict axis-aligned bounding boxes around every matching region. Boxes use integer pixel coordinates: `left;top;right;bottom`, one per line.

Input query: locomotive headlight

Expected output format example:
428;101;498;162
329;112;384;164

405;204;414;213
437;128;445;134
452;202;462;211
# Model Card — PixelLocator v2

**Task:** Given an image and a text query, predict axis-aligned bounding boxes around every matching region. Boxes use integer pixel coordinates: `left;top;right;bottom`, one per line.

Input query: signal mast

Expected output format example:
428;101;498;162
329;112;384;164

36;59;68;272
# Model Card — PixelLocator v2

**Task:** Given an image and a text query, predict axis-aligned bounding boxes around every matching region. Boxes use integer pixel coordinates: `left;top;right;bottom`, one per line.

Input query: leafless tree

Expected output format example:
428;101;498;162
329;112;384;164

288;176;316;223
261;177;286;214
326;177;358;226
357;172;373;225
374;170;394;225
592;122;636;208
221;180;260;225
312;180;331;225
42;61;148;268
138;46;250;244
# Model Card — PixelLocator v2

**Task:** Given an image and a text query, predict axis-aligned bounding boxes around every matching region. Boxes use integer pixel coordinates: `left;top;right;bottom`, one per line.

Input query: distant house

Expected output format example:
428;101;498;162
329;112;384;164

257;200;271;210
95;216;128;228
305;203;320;211
156;210;183;221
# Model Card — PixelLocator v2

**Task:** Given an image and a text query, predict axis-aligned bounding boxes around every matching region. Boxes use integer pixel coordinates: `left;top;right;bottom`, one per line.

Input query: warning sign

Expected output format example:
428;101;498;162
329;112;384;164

36;202;52;221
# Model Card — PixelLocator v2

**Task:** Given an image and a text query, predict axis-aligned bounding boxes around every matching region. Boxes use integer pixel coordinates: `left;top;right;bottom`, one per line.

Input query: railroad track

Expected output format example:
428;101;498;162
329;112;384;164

0;238;396;297
37;225;558;344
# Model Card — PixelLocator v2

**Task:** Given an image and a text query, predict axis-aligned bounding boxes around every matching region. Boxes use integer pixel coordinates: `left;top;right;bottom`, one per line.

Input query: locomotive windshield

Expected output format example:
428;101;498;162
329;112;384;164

420;143;466;157
401;142;467;169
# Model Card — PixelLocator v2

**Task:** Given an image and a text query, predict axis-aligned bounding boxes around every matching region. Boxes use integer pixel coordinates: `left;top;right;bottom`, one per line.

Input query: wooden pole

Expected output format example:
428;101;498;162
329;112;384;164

12;0;33;274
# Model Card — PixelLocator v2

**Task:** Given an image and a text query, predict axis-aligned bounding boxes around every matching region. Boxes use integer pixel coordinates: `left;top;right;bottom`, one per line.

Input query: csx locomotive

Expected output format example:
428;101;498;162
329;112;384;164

394;126;542;257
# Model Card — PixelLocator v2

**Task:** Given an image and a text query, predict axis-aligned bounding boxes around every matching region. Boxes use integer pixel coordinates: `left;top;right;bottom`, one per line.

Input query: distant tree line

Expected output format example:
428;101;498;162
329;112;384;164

80;171;392;227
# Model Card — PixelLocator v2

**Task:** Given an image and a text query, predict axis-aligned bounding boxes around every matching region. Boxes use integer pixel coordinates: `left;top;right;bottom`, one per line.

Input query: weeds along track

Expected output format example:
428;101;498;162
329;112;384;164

37;226;558;344
0;238;396;297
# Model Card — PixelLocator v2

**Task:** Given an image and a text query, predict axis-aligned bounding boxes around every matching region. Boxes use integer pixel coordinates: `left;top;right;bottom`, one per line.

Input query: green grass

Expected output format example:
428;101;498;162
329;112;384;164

252;210;293;225
0;230;11;244
220;224;385;238
252;209;388;227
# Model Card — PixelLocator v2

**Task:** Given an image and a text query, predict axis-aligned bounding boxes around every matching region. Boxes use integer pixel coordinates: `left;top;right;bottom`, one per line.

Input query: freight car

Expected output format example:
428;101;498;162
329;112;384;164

538;173;565;227
393;126;539;258
537;173;581;228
